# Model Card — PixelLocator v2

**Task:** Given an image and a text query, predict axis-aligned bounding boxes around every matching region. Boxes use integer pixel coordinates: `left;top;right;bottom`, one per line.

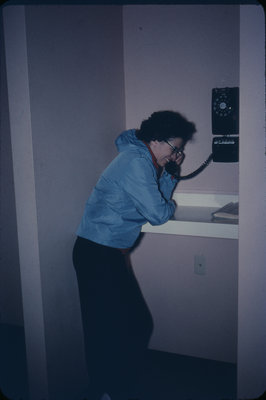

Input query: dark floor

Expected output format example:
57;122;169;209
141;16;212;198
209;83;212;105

139;349;237;400
0;324;29;400
0;324;237;400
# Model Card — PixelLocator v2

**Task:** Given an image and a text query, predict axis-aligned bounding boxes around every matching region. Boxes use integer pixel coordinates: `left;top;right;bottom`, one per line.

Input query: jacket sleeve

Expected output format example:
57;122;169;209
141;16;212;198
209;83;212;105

159;170;179;200
121;156;176;226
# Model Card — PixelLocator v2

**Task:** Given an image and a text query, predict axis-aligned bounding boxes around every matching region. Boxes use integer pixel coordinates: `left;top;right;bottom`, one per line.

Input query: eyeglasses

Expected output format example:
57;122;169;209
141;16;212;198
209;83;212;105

164;140;184;155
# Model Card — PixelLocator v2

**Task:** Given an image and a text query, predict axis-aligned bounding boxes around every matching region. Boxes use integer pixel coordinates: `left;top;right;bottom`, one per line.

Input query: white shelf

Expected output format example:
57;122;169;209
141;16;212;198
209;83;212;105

141;193;239;240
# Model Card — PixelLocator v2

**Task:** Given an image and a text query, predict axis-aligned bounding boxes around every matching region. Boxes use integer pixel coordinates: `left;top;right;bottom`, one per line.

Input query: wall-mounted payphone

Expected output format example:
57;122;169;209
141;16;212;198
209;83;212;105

166;87;240;180
212;87;239;135
212;87;239;163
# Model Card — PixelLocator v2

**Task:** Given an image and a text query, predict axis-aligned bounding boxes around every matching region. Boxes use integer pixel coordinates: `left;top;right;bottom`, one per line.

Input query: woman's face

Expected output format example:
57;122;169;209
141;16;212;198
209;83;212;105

150;137;184;167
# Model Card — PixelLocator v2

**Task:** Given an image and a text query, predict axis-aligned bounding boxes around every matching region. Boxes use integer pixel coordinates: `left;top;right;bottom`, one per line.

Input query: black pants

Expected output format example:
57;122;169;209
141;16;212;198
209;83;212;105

72;237;153;400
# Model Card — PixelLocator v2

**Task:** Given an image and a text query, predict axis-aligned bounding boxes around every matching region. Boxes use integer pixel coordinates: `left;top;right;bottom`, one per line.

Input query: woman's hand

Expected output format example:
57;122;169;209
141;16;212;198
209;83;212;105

175;151;185;166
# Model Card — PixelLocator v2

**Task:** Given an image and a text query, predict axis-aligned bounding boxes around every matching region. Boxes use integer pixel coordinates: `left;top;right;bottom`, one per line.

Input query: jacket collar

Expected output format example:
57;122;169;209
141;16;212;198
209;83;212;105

142;141;160;171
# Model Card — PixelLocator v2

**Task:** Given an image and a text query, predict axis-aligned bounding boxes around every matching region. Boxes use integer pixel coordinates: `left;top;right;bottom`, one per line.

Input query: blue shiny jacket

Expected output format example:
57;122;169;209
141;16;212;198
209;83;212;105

76;129;178;248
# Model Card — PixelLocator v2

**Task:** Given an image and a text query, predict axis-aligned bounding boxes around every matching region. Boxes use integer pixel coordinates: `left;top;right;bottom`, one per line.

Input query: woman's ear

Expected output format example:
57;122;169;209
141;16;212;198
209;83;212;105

149;140;159;152
149;140;160;147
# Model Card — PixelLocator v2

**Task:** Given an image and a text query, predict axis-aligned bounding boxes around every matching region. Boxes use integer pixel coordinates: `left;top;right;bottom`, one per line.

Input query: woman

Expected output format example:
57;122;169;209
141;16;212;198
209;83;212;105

73;111;196;400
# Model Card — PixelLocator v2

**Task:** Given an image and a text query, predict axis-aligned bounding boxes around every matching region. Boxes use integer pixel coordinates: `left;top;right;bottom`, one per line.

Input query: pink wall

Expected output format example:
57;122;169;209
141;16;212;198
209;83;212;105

0;12;23;326
131;233;238;363
237;5;266;398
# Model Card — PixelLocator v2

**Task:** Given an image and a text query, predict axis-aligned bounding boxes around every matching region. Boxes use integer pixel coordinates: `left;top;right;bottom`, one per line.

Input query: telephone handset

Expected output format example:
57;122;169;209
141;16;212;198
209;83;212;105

165;160;181;176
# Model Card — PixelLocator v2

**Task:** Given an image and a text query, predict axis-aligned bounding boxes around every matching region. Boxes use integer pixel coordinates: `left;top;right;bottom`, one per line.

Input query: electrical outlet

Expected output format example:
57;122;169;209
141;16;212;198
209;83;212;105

194;254;206;275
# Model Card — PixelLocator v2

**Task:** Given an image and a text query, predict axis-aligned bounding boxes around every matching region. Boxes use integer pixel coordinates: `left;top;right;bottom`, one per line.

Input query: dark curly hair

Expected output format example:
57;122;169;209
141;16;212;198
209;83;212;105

136;110;196;143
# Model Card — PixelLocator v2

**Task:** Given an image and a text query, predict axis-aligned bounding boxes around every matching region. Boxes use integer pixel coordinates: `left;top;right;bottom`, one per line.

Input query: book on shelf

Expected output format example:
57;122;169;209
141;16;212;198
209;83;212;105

212;202;239;220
